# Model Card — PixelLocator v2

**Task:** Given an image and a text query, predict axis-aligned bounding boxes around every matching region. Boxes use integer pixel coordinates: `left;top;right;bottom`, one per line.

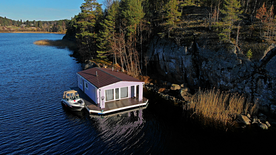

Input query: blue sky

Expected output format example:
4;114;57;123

0;0;104;21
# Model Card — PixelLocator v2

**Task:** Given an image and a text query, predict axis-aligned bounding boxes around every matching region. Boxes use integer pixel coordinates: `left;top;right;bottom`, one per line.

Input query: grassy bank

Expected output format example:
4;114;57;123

33;39;77;51
184;88;259;131
0;25;66;34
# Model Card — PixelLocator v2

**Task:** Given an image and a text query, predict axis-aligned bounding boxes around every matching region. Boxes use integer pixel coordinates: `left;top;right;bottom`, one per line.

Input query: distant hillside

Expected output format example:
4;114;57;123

0;16;70;33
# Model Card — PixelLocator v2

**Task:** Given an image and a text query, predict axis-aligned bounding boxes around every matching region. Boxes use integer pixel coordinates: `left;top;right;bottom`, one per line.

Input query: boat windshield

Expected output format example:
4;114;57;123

63;90;80;99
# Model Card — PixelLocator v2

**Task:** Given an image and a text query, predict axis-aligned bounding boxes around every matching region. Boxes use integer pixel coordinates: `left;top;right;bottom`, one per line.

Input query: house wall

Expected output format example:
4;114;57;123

77;75;84;91
99;81;144;108
77;73;144;109
77;74;98;104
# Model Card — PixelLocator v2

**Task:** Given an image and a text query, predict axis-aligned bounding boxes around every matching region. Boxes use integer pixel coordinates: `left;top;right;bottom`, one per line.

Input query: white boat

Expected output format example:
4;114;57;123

61;90;85;111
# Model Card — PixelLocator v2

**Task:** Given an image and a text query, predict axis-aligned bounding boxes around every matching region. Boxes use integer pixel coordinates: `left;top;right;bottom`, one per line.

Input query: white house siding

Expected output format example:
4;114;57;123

99;81;144;107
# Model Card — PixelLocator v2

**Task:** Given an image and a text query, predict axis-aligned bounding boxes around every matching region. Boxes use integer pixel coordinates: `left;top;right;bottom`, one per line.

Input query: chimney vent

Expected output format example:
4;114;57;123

96;71;98;77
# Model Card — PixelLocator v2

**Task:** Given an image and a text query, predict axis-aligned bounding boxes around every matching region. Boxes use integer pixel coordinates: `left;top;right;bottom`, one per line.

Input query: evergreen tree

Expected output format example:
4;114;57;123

74;0;102;61
164;0;181;38
121;0;145;37
26;20;30;27
247;49;253;59
97;1;119;59
37;21;42;28
219;0;242;41
118;0;145;76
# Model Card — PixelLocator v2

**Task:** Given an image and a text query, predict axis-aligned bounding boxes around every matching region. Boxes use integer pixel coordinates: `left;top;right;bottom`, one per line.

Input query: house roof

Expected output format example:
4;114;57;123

77;67;142;88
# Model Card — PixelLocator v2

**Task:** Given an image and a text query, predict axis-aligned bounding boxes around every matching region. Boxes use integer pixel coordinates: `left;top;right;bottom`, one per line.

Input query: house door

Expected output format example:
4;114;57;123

136;85;139;100
131;86;135;98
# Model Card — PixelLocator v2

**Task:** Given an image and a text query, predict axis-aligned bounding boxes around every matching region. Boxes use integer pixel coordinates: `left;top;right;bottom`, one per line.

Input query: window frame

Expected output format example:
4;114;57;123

105;89;114;101
120;87;128;98
85;82;88;89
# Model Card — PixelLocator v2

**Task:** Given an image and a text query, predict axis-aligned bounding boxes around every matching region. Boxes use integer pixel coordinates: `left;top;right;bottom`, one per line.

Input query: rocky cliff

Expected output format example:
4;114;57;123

147;36;276;114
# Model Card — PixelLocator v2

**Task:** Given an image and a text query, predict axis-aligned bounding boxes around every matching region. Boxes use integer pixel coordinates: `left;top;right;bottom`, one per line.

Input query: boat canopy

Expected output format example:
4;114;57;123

63;90;80;99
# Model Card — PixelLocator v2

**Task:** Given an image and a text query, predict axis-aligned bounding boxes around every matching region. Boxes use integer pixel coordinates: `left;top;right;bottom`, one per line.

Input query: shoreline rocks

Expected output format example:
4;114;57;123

145;80;276;130
236;113;276;130
147;36;276;118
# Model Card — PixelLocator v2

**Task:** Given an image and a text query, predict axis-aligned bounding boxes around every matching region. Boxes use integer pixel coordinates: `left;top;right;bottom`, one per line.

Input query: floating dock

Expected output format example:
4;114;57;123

71;87;149;115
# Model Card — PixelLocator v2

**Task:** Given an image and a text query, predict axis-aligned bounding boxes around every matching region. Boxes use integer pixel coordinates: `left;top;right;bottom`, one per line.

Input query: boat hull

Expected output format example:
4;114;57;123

61;99;85;112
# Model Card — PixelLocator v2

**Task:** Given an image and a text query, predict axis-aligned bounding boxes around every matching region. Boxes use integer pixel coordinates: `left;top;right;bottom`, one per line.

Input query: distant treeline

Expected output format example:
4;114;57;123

0;16;70;33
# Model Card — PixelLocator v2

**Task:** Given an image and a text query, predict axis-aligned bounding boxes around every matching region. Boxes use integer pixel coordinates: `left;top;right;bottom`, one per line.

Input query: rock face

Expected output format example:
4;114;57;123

147;36;276;111
147;36;197;88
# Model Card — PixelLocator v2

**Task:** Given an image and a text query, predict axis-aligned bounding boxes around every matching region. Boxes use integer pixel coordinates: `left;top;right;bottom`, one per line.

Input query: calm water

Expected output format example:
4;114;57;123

0;33;274;155
0;33;184;155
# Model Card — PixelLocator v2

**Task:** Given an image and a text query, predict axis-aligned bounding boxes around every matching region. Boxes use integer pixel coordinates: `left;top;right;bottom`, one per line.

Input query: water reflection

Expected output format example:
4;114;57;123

88;109;151;154
61;104;85;118
90;109;144;133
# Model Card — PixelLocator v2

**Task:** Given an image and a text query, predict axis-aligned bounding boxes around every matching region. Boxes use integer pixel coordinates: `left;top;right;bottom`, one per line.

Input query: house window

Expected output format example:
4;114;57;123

115;88;119;100
106;89;114;101
85;82;88;89
121;87;128;98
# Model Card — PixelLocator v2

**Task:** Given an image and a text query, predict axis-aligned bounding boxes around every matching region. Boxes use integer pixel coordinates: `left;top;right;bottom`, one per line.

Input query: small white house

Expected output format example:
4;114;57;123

76;67;145;109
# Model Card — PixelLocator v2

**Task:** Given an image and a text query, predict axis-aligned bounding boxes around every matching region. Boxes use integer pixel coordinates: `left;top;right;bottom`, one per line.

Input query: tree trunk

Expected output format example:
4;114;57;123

236;22;241;49
252;0;258;14
245;0;250;13
217;0;221;22
140;22;143;70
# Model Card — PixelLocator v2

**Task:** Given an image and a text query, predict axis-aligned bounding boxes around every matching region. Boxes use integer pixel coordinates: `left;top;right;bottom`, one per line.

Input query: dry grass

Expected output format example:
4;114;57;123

137;75;152;84
184;88;258;130
33;39;77;50
158;88;166;93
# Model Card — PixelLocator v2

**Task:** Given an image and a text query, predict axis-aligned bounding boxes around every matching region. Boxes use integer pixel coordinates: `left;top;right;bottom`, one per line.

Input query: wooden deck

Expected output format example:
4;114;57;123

71;87;149;115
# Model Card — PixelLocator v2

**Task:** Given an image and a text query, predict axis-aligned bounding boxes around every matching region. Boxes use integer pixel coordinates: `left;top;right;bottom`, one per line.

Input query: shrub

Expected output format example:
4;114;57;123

137;75;152;84
246;49;253;60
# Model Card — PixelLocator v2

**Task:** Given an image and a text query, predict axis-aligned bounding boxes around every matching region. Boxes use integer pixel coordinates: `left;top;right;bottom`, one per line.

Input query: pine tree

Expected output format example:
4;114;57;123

74;0;102;61
247;49;253;60
219;0;242;41
121;0;145;37
118;0;145;76
97;1;119;59
164;0;181;38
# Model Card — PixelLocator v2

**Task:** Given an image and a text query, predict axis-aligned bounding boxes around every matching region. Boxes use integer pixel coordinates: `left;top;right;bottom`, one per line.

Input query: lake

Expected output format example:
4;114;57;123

0;33;274;155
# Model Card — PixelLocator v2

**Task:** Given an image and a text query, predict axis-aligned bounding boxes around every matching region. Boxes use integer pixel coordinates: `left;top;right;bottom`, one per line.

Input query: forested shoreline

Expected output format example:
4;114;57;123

0;16;69;33
63;0;276;77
